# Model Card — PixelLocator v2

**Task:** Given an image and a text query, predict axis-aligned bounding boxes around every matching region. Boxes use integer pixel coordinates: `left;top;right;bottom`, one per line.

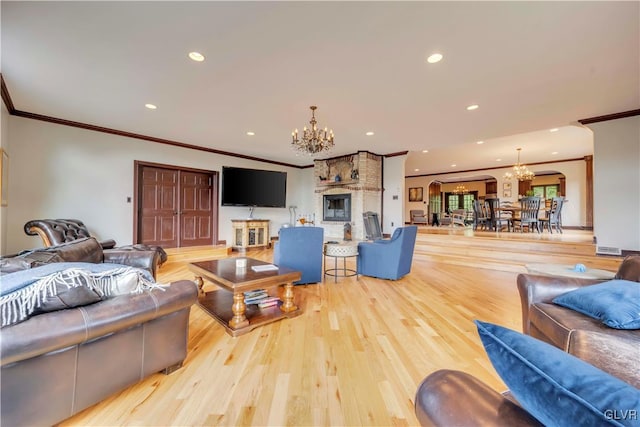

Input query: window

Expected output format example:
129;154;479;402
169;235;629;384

532;185;559;199
445;192;477;212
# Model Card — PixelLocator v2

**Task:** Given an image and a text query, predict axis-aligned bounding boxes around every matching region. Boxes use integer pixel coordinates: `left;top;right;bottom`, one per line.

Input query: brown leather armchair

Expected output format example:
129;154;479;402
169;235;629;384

24;218;168;265
414;256;640;426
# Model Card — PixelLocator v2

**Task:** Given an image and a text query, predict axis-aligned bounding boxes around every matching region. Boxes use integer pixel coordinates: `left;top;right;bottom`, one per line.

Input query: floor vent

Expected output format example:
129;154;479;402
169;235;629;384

596;246;622;256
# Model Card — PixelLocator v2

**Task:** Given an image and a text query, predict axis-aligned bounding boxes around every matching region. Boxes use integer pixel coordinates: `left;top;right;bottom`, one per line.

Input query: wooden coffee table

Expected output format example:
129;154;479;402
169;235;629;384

189;257;302;337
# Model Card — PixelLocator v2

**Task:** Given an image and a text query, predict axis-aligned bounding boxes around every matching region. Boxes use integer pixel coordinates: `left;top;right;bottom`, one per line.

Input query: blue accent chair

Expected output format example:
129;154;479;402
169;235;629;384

357;225;418;280
273;226;324;285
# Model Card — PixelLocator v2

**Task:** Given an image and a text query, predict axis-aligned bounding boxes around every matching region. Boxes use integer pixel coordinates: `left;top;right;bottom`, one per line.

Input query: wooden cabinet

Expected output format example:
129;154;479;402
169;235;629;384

485;180;497;195
231;219;269;251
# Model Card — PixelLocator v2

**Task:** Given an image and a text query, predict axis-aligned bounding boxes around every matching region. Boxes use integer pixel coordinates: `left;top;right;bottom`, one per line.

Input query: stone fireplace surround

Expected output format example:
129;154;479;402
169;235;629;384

314;152;383;240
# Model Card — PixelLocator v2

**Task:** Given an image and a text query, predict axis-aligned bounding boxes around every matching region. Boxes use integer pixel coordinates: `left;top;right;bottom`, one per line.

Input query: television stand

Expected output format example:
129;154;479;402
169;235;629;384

231;219;270;251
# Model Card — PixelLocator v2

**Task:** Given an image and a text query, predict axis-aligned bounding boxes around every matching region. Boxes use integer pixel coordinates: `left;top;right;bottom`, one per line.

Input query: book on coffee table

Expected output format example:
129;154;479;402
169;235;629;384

258;296;281;308
251;264;279;272
244;294;268;304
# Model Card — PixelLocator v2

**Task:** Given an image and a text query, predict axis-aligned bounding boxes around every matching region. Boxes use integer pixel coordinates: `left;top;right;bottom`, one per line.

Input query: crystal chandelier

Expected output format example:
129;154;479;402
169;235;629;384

503;148;535;181
453;184;469;194
291;106;334;155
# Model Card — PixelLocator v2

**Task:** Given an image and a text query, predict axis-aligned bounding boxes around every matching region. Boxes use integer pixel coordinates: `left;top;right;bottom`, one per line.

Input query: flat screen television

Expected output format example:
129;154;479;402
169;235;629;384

221;166;287;208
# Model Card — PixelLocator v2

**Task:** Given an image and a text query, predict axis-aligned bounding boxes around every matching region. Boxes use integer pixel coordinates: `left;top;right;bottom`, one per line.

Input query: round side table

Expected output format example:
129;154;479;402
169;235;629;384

324;241;359;283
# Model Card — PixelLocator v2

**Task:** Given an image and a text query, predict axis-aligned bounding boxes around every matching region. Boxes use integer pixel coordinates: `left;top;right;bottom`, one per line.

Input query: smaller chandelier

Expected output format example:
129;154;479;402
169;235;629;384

291;105;334;155
503;148;535;181
453;184;469;194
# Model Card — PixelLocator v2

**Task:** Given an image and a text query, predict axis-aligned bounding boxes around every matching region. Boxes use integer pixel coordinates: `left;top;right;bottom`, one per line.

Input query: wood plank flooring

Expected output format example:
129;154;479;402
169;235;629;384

61;230;620;426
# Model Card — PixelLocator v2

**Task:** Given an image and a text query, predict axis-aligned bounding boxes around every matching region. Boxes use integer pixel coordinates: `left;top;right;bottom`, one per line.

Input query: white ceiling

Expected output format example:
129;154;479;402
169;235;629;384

2;2;638;174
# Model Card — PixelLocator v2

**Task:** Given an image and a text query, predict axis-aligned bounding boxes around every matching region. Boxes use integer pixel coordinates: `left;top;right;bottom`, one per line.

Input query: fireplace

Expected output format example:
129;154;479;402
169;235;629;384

314;152;382;240
323;194;351;222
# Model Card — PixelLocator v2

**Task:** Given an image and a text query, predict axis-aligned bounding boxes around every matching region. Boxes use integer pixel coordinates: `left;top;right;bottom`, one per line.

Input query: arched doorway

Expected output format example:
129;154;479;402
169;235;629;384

427;175;497;224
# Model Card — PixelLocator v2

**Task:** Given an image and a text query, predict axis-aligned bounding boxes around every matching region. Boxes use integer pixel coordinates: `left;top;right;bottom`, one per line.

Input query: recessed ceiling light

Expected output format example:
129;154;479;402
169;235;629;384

188;52;205;62
476;141;484;145
451;164;457;167
496;158;502;162
551;151;558;155
426;53;443;64
414;168;420;172
422;149;429;153
246;131;255;136
145;103;157;110
550;128;559;132
466;104;479;111
365;131;375;136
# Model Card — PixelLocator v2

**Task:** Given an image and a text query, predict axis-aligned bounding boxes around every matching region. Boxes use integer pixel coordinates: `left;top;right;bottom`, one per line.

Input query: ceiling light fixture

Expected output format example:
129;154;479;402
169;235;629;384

365;131;375;136
451;164;457;167
476;141;484;144
550;128;559;132
426;53;443;64
503;148;535;181
422;150;429;153
466;104;479;111
291;105;334;156
145;103;157;110
188;52;205;62
246;131;255;136
453;184;469;194
551;151;558;155
496;158;502;162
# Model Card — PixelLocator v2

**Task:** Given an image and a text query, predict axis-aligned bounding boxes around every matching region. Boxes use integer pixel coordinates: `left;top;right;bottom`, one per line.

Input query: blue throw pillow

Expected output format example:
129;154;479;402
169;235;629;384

475;320;640;427
552;280;640;329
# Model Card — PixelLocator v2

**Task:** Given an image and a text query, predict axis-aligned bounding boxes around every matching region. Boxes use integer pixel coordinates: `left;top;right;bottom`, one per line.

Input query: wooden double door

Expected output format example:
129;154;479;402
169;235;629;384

136;162;218;248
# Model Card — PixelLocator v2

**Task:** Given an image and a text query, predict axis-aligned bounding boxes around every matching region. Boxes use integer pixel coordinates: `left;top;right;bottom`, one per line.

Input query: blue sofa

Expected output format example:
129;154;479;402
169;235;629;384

357;225;418;280
273;226;324;284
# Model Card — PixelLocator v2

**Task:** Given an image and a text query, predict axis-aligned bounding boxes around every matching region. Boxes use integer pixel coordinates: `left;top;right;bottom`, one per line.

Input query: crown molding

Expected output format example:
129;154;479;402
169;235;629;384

578;109;640;125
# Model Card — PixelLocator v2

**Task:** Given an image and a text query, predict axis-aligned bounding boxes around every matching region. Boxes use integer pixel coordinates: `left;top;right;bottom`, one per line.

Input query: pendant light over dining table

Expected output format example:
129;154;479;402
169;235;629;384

503;148;535;181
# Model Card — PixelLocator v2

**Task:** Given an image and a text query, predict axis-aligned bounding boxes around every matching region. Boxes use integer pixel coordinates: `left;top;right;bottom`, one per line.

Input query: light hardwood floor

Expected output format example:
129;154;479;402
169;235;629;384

61;229;620;426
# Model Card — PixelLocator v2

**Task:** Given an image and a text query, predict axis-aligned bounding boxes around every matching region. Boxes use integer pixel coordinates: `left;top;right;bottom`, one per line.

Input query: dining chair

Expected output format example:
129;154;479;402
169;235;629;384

486;198;512;232
511;197;542;233
539;197;564;233
472;200;490;230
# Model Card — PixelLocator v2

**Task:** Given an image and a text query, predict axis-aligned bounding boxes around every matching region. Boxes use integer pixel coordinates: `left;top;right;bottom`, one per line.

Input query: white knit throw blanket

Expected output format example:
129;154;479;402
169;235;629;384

0;267;166;327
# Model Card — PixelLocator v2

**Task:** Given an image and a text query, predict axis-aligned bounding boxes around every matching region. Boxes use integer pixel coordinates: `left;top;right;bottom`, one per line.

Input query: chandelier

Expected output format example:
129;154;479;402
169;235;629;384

291;105;334;155
453;184;469;194
503;148;535;181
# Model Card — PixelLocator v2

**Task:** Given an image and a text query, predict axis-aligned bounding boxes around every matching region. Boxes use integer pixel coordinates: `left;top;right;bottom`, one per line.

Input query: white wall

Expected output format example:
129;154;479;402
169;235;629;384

0;102;9;255
589;115;640;252
4;116;314;254
405;159;588;227
382;154;406;234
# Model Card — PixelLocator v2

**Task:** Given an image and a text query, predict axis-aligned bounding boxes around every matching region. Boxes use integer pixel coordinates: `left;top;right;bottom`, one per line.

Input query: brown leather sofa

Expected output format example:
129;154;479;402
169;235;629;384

2;235;161;279
0;238;198;427
517;256;640;385
414;255;640;426
24;218;168;266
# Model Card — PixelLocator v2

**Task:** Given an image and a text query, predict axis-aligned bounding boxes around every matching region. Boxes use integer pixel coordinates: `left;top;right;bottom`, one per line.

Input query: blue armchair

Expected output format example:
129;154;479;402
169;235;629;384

273;227;324;285
357;226;418;280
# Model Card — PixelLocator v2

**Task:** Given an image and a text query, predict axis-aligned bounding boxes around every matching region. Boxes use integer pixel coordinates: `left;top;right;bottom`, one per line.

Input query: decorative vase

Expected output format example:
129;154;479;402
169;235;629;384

335;175;341;182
